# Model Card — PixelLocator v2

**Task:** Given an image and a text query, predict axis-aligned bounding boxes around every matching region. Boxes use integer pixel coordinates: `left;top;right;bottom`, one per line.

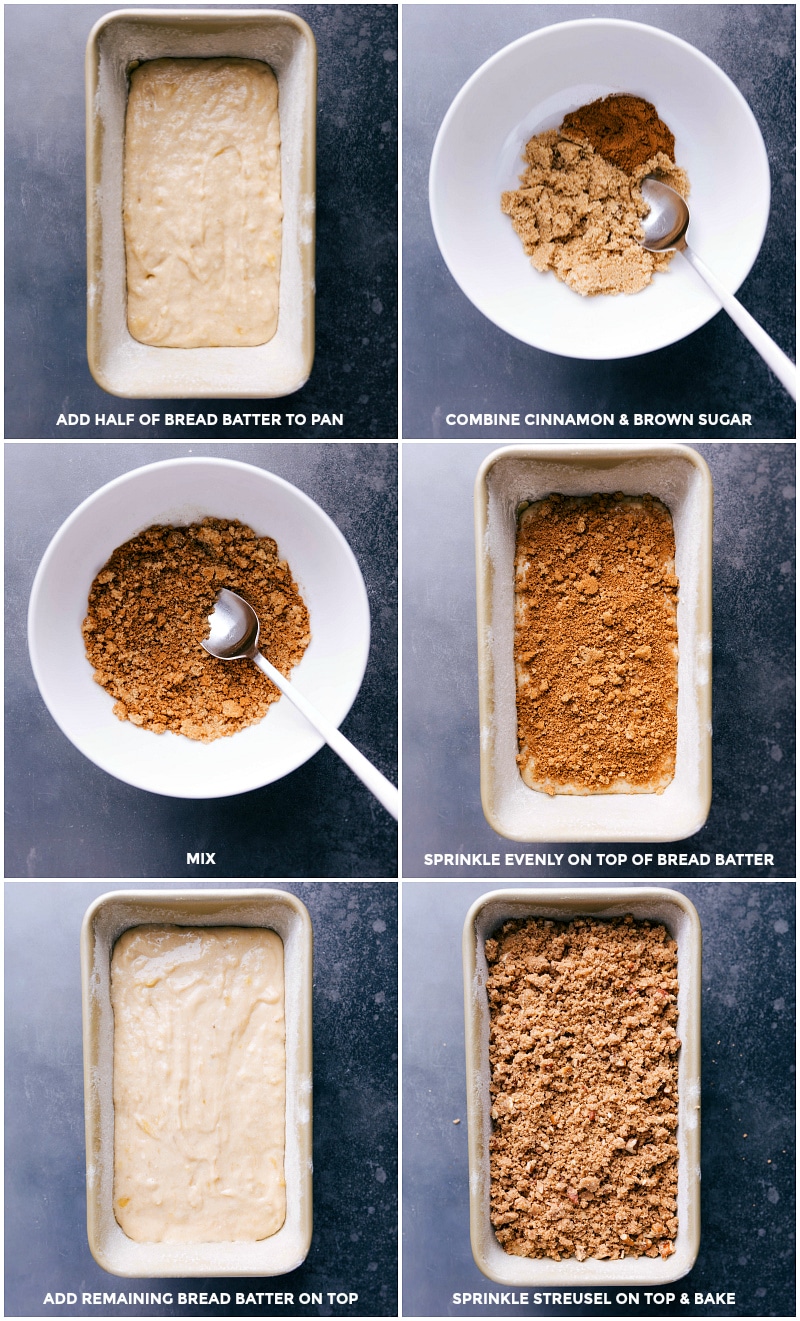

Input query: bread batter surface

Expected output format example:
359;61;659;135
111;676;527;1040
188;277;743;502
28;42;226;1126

111;925;286;1242
124;58;282;348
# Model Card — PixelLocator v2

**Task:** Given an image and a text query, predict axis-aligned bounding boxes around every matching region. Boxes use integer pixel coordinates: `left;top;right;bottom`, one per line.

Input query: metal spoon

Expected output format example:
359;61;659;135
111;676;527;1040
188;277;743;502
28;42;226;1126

640;177;796;399
202;588;399;819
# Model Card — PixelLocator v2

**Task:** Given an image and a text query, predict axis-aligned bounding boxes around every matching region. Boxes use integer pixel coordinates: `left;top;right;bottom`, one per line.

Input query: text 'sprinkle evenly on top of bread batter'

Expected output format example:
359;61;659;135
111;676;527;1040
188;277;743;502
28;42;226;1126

514;494;679;796
123;58;282;348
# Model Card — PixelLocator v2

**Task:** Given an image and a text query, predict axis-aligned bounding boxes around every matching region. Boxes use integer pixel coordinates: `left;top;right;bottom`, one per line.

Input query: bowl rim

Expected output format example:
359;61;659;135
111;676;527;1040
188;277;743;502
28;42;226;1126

429;16;771;359
27;456;371;799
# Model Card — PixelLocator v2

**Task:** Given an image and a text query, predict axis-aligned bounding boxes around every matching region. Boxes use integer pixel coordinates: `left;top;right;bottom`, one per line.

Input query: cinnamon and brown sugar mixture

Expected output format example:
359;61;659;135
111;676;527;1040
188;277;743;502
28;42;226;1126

514;493;679;795
83;518;310;742
487;915;680;1262
501;94;689;296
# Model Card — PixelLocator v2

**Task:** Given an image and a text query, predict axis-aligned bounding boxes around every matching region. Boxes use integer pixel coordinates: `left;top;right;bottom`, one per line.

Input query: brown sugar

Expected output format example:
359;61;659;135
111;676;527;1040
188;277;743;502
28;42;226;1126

486;915;680;1262
514;494;678;795
561;94;676;175
82;518;310;741
500;95;689;296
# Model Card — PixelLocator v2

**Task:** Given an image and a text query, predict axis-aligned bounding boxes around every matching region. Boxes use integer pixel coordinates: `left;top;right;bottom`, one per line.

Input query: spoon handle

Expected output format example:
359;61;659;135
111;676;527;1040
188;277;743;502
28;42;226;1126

680;246;796;400
252;652;399;819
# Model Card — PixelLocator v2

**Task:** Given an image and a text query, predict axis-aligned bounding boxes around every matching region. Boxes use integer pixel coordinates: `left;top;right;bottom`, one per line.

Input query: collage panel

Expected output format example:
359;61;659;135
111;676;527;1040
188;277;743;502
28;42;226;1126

403;441;795;881
402;880;795;1318
402;3;795;440
6;442;398;879
5;3;397;441
5;879;398;1319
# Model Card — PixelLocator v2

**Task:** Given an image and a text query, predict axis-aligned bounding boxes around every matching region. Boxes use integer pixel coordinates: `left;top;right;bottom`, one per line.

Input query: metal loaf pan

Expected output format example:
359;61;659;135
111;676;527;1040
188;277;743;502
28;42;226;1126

81;888;313;1277
86;9;316;398
475;443;713;842
463;885;701;1286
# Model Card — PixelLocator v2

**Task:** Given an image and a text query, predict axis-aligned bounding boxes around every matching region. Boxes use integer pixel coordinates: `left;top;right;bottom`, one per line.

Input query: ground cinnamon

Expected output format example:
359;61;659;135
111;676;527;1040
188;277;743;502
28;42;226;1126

487;914;680;1262
514;494;679;794
561;94;675;174
83;518;310;742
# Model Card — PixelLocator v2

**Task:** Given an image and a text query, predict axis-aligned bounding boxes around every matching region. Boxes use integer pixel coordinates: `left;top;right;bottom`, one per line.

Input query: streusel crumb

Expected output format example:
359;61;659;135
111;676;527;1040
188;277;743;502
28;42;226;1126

487;915;680;1262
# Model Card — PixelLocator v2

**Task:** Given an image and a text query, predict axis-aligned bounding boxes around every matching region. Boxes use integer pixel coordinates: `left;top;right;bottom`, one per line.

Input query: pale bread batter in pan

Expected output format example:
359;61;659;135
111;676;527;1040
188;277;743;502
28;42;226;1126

124;58;282;348
111;926;286;1243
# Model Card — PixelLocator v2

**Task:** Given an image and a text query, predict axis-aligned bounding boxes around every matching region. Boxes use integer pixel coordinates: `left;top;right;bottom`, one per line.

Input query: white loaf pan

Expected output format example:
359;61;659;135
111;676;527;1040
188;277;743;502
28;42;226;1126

475;444;713;842
86;9;316;398
463;886;701;1285
81;888;313;1277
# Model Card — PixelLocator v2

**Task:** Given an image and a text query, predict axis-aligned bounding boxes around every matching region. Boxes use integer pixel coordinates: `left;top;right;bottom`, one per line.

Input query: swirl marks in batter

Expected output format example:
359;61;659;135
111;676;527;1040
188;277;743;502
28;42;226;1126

111;925;286;1243
123;58;282;348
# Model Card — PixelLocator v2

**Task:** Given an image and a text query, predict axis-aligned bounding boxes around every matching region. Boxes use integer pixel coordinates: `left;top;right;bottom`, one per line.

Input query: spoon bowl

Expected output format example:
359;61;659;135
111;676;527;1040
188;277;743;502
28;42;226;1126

202;587;262;661
640;177;690;251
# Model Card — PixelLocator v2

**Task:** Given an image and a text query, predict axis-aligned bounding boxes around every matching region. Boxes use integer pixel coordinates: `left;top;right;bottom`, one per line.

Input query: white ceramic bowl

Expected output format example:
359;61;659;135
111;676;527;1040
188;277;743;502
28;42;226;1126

429;18;770;359
28;458;370;798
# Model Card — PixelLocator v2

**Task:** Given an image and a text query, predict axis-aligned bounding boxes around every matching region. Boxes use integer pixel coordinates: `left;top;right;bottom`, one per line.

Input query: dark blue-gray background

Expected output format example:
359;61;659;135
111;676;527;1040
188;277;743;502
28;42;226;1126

402;4;796;440
402;443;795;879
5;443;397;879
4;880;398;1318
402;880;795;1317
4;4;397;440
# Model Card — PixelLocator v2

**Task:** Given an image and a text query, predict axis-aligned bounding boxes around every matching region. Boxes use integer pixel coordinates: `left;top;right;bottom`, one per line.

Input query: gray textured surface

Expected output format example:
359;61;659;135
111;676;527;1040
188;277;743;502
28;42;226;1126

5;443;397;878
5;4;397;439
402;881;795;1317
4;880;398;1318
403;4;796;440
402;443;795;878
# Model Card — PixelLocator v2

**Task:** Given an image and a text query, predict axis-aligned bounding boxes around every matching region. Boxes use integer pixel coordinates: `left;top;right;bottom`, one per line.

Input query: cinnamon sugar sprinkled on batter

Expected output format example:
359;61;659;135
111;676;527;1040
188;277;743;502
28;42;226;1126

514;494;679;795
487;915;680;1262
83;518;310;741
